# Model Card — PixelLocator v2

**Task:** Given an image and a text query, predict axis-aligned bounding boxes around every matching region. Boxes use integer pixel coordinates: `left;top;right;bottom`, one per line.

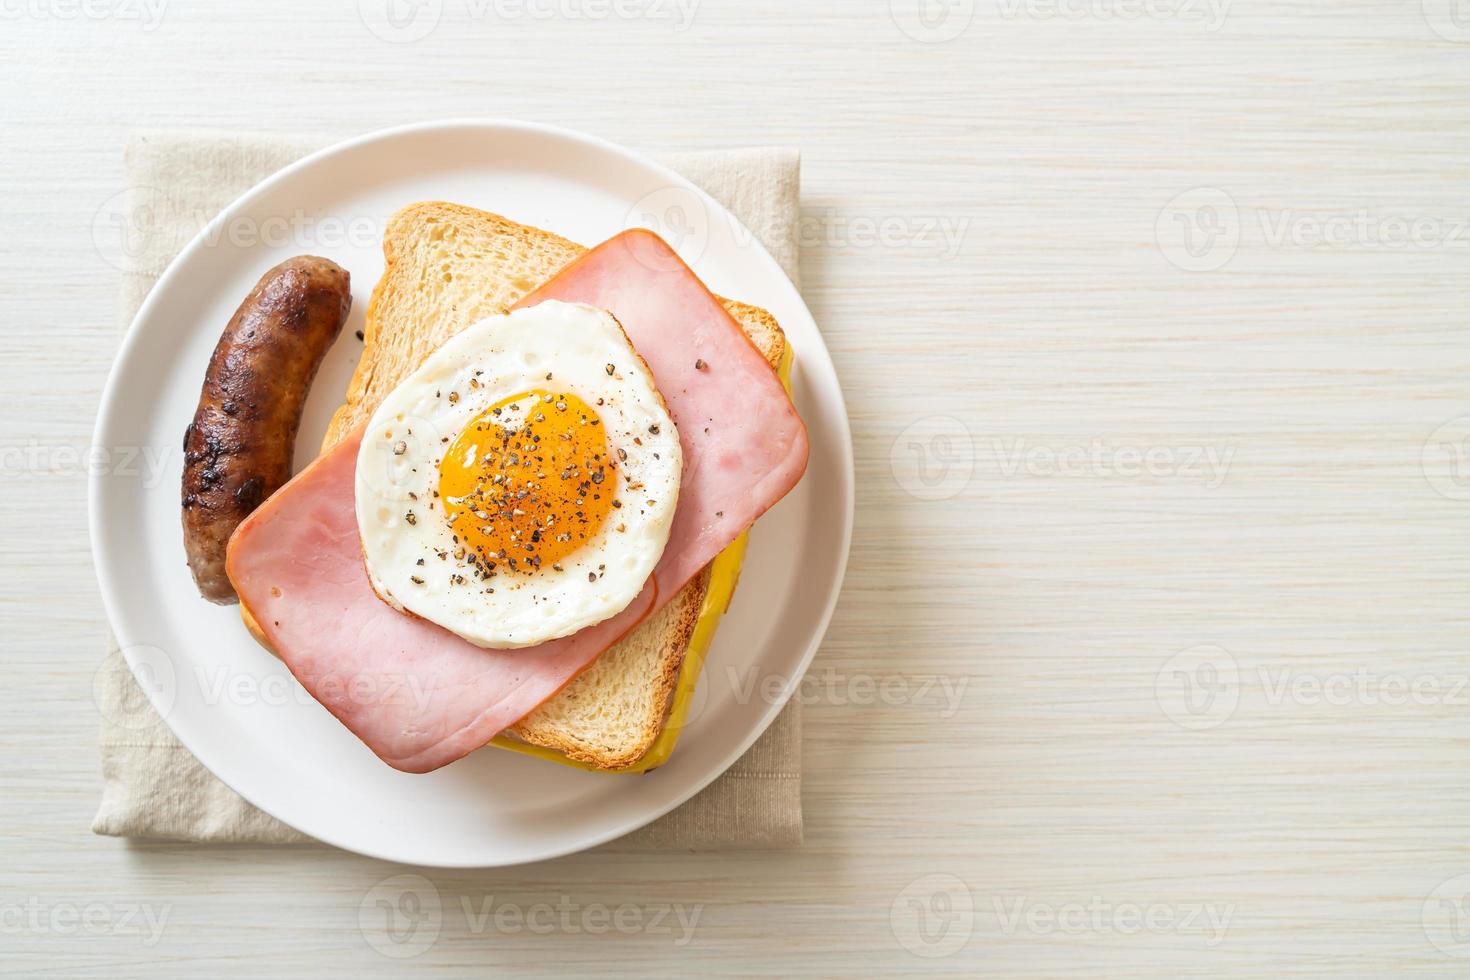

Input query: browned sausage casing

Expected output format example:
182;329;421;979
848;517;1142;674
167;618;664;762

182;256;351;602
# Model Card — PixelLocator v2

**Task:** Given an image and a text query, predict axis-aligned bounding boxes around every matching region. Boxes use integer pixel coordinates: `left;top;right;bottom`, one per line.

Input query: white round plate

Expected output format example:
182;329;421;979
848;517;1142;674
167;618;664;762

89;119;853;867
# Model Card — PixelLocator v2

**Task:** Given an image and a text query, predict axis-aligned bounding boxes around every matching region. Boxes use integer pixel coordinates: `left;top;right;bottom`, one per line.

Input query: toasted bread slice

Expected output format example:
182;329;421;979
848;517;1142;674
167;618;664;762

323;202;787;770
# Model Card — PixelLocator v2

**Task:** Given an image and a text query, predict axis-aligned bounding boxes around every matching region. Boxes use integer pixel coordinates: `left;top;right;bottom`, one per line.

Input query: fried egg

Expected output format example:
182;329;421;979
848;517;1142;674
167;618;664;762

355;301;682;649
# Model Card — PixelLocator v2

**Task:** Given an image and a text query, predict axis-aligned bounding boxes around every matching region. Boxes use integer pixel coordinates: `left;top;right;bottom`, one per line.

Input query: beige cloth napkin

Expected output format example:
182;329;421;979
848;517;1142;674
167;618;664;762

93;130;804;850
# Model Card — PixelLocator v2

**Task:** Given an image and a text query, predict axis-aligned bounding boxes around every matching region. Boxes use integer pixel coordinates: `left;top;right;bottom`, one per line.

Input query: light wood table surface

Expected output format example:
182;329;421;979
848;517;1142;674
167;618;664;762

5;1;1470;975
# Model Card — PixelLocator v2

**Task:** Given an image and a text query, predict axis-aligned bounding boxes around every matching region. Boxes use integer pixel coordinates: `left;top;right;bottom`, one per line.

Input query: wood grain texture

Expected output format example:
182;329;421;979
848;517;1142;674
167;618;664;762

4;0;1470;975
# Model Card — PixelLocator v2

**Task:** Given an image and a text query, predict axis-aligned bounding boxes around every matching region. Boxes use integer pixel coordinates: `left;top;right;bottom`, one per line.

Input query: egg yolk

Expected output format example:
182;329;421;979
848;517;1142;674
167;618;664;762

438;390;617;576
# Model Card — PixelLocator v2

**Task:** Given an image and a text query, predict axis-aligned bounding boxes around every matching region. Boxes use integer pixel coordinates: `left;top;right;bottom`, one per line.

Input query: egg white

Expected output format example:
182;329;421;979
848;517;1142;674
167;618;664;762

355;301;682;650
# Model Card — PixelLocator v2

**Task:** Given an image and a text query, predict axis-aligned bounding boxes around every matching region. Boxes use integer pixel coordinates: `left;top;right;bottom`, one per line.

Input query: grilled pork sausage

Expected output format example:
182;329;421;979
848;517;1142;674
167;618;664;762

182;255;351;602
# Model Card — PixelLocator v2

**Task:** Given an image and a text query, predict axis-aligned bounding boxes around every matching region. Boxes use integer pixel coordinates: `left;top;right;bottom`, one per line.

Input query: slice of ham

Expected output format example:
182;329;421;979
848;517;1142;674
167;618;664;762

514;230;809;600
227;430;657;774
227;228;807;773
